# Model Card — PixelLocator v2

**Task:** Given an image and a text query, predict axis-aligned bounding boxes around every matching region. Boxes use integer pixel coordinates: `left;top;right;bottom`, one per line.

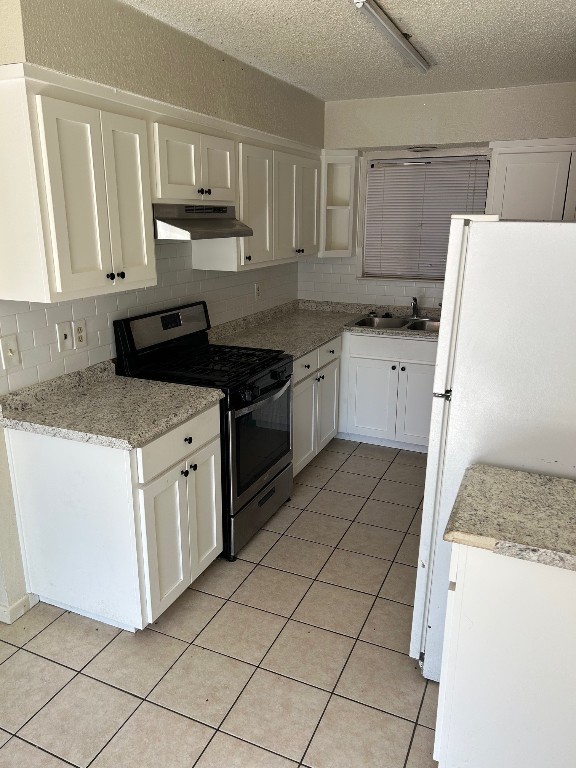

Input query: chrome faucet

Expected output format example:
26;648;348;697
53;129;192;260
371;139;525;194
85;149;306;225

410;296;419;318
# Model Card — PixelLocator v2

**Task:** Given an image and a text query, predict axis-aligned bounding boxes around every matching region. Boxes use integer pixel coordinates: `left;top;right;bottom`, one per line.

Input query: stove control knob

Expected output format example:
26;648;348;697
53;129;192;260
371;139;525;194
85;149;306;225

240;388;253;403
270;368;285;381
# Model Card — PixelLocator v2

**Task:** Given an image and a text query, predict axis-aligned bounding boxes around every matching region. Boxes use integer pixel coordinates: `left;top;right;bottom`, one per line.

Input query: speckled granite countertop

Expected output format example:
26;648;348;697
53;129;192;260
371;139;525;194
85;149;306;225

445;464;576;571
210;300;439;358
0;362;223;450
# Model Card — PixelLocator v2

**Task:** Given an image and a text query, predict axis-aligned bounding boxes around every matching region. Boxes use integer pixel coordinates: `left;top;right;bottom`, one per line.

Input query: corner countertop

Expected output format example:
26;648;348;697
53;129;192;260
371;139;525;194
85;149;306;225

210;300;439;359
0;361;223;450
445;464;576;571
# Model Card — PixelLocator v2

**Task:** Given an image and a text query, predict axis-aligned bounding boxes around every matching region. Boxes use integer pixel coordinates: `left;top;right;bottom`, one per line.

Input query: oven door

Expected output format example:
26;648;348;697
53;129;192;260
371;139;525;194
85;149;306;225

229;377;292;512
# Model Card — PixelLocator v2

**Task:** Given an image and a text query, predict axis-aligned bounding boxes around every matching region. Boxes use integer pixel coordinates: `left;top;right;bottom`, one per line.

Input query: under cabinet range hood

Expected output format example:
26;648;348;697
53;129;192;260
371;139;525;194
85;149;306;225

153;204;253;242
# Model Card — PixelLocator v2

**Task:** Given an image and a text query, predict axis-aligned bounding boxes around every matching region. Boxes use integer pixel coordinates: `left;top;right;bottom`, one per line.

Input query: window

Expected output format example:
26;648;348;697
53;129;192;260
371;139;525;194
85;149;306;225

363;156;490;280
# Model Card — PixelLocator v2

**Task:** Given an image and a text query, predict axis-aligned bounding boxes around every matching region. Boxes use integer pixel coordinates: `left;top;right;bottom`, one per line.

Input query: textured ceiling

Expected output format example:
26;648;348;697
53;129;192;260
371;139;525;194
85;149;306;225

119;0;576;101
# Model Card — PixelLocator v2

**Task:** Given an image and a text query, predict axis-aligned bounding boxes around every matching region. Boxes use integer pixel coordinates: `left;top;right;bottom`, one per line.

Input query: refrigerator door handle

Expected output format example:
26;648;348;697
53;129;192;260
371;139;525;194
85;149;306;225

433;390;452;401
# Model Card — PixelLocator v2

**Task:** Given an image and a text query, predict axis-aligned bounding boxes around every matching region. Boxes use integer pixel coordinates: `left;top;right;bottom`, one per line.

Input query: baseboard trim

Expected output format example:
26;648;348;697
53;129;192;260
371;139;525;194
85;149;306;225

0;593;39;625
336;432;428;453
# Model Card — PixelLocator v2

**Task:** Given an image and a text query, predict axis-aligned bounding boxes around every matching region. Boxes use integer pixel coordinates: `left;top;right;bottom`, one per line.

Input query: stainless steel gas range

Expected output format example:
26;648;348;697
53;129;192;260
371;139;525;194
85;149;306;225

114;301;293;559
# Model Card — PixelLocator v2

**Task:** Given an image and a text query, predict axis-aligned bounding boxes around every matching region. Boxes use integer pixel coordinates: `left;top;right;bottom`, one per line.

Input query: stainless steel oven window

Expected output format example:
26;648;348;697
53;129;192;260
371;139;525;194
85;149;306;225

230;379;292;505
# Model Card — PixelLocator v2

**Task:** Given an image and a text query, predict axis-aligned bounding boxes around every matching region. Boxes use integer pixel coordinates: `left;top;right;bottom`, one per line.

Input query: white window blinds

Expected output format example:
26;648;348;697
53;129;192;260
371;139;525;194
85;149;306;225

363;156;490;280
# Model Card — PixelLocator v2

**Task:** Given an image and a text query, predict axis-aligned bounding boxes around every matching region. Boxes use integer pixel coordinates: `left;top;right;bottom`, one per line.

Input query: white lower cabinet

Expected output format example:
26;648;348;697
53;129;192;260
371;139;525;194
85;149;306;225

7;406;222;631
317;358;340;452
140;462;191;621
293;340;340;475
436;544;576;768
187;438;222;581
340;333;438;448
293;374;317;474
396;363;436;446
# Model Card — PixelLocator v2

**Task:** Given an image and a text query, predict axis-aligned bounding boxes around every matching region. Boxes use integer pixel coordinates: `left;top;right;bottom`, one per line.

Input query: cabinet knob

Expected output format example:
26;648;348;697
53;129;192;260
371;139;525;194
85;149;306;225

117;271;126;279
329;349;335;354
304;364;311;369
181;469;189;477
184;436;193;444
198;188;205;195
106;272;116;281
245;255;252;261
401;366;406;371
190;463;198;471
320;374;325;380
391;365;397;370
206;188;212;195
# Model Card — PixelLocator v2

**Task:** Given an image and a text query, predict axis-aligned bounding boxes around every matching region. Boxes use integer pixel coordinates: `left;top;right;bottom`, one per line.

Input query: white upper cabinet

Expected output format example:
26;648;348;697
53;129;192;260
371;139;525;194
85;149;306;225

486;140;576;221
320;152;358;258
274;151;299;260
37;97;114;296
239;143;274;265
154;124;201;200
274;151;321;260
100;112;156;287
201;134;236;201
298;156;321;256
0;84;157;303
154;123;236;203
37;96;156;299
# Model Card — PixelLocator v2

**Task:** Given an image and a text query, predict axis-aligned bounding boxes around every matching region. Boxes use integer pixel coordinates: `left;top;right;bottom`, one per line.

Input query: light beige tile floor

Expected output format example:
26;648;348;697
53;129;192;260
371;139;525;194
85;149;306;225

0;441;437;767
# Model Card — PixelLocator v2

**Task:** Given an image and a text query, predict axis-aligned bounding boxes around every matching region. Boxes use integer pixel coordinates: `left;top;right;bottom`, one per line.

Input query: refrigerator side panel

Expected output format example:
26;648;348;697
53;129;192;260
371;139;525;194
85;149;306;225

420;220;576;681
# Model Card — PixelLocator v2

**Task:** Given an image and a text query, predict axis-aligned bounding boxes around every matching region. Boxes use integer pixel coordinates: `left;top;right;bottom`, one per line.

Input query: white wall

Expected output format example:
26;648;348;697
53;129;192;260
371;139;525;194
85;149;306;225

0;245;298;396
325;82;576;150
298;257;443;309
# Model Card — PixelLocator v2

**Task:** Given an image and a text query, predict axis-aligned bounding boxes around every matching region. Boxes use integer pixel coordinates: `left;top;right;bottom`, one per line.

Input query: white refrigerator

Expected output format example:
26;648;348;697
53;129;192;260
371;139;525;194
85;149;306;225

410;216;576;681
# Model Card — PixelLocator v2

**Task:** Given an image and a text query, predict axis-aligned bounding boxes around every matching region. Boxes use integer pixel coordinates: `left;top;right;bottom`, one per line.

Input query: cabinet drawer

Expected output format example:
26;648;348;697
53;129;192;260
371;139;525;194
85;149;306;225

319;335;342;368
348;333;437;364
136;405;220;484
293;349;319;384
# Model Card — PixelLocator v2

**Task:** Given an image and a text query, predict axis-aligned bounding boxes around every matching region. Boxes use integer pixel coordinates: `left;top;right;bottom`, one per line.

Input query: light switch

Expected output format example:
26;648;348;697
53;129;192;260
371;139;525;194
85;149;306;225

0;334;21;369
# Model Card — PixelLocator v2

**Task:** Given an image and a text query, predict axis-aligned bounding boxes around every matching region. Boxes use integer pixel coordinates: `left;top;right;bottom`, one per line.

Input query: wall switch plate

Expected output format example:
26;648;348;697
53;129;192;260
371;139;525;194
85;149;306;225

72;319;87;349
254;283;261;300
56;321;74;352
0;334;21;369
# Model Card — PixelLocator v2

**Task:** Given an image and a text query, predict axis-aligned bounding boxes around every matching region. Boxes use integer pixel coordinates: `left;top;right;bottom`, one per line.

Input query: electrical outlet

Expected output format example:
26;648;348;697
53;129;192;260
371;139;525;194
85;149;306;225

254;283;261;300
56;321;74;352
0;334;21;369
73;319;87;349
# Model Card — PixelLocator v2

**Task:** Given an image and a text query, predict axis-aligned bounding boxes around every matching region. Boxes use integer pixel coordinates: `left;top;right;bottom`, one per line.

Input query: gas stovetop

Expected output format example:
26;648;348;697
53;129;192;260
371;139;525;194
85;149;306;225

113;301;291;394
139;343;287;389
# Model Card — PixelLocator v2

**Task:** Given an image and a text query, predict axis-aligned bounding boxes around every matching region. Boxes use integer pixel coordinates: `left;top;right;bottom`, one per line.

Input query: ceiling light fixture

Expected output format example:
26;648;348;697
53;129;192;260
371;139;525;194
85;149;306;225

352;0;431;72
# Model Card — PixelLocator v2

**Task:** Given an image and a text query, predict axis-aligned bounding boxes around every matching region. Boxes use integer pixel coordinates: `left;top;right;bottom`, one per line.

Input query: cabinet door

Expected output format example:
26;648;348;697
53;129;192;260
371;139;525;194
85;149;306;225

396;362;435;446
139;463;191;622
101;112;156;287
293;375;317;475
154;123;202;200
201;134;236;202
274;152;298;260
36;95;113;296
187;438;223;582
298;157;321;256
317;359;340;452
487;151;571;220
347;357;399;440
239;144;273;265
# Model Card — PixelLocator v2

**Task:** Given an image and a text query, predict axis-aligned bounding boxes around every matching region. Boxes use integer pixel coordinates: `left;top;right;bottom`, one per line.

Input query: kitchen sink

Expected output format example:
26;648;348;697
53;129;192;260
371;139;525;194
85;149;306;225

355;317;411;329
407;320;441;332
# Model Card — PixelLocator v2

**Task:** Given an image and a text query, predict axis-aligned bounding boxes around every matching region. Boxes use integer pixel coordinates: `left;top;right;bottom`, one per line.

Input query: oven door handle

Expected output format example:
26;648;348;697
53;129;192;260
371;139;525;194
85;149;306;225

233;377;292;418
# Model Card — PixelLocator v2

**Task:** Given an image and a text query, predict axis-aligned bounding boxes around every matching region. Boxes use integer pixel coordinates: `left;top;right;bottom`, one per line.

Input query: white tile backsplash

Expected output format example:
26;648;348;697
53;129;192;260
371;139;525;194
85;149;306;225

0;243;298;394
298;254;444;308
